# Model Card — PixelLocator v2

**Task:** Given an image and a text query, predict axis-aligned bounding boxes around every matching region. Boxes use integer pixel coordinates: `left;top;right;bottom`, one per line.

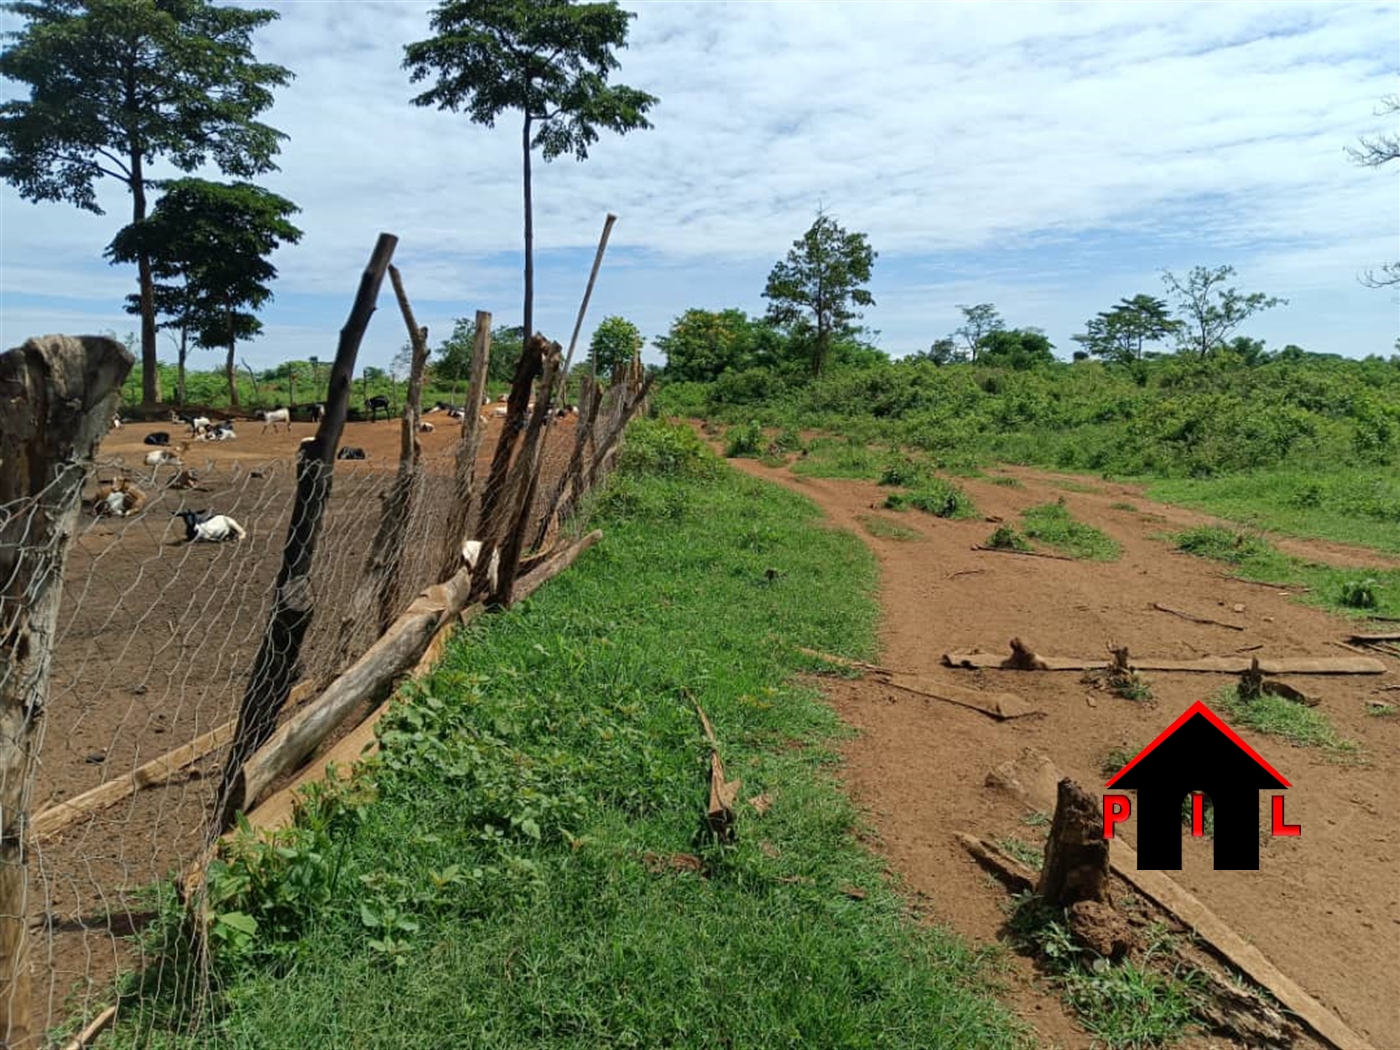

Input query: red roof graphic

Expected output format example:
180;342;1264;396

1104;699;1290;788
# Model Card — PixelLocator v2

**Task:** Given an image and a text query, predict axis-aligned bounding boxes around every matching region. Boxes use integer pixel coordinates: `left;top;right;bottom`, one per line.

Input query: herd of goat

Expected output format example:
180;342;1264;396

92;395;579;544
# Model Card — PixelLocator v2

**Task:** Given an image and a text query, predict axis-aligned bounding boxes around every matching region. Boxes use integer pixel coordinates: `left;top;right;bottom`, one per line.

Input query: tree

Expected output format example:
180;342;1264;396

0;0;292;406
1161;265;1286;358
909;337;961;366
1347;95;1399;288
404;0;657;355
762;210;876;376
434;319;524;390
1072;294;1179;365
656;308;778;383
952;304;1004;363
589;315;642;378
105;179;302;407
976;328;1055;370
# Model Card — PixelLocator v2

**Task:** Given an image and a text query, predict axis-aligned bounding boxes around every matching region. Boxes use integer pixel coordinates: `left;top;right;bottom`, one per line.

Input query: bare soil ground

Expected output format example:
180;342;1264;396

726;455;1399;1050
30;412;576;1036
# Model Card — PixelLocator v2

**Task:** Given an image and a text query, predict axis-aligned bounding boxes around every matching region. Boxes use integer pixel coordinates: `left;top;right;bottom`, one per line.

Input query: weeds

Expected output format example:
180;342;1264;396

986;524;1032;552
884;478;978;519
1211;685;1355;752
1021;499;1121;560
991;476;1025;489
995;837;1044;871
857;514;922;541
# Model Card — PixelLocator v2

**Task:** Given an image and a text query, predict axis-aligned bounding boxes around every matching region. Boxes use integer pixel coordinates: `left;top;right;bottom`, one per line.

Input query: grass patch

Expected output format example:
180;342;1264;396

986;524;1032;552
1147;469;1400;556
112;421;1027;1050
884;478;978;519
1366;701;1397;717
857;514;922;541
1049;478;1103;494
1211;685;1355;752
991;476;1025;489
789;435;883;480
723;420;763;458
1020;499;1122;560
995;837;1044;871
1172;525;1400;619
1100;747;1135;778
1108;501;1137;512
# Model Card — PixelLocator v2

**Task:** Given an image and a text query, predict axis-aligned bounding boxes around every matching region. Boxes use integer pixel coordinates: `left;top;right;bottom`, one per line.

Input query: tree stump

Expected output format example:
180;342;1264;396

1036;777;1110;906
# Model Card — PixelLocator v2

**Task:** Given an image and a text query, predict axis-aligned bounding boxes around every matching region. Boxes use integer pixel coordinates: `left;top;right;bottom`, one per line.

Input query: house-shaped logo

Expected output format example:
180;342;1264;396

1103;700;1299;870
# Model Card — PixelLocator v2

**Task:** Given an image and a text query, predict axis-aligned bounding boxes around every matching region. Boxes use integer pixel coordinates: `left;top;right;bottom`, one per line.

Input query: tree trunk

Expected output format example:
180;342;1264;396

1;335;132;1049
130;155;159;407
1036;777;1110;906
226;304;240;408
522;110;534;351
177;324;189;406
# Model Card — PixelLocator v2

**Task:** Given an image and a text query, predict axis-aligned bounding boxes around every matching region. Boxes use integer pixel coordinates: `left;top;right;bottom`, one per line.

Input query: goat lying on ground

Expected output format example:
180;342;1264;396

144;432;171;446
417;421;434;432
337;446;367;460
199;420;236;441
258;407;291;433
94;477;146;517
173;509;246;543
111;415;123;429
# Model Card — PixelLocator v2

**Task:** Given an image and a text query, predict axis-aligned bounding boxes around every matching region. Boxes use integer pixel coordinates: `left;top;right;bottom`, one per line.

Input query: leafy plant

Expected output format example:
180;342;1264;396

986;524;1032;551
1020;499;1121;560
724;421;763;458
884;478;977;519
1340;577;1379;609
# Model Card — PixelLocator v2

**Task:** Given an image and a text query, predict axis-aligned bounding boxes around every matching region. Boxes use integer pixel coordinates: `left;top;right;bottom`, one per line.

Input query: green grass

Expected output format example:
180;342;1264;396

883;478;978;519
985;524;1032;552
994;837;1044;871
1210;685;1354;752
109;421;1027;1050
1172;525;1400;619
1147;469;1400;556
1108;501;1138;512
990;476;1024;489
789;435;883;480
1048;479;1103;494
1366;701;1397;717
856;514;922;541
1019;499;1122;560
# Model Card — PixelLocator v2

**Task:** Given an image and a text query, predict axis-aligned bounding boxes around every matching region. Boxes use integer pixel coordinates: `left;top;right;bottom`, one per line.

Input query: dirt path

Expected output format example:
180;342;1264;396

727;455;1400;1050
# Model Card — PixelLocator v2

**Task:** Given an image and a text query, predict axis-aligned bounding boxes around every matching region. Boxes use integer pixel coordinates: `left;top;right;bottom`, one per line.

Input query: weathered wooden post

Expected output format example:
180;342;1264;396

1036;777;1110;906
217;233;397;830
437;312;492;584
1;335;132;1049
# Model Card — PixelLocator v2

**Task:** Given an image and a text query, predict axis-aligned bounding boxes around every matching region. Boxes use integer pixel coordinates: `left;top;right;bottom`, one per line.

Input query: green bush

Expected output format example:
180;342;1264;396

723;421;764;458
617;418;720;480
885;478;977;519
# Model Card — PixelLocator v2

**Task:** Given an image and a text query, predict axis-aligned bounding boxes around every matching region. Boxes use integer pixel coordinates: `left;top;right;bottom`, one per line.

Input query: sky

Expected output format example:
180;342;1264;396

2;0;1398;377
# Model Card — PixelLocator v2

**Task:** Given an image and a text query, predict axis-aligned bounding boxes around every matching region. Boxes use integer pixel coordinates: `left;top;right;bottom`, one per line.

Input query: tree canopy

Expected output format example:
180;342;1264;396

404;0;658;348
1162;265;1286;358
656;308;782;383
762;210;876;376
0;0;292;405
589;315;643;378
952;304;1004;363
435;319;525;388
106;178;301;407
1072;294;1179;365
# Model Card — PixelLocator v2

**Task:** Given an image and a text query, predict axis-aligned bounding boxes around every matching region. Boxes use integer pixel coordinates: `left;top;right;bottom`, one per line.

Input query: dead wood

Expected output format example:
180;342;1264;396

944;650;1385;675
1150;602;1245;631
692;701;740;841
0;334;132;1048
511;530;603;605
795;647;1036;718
971;544;1074;561
955;833;1037;894
438;312;492;583
219;233;397;831
59;1005;118;1050
1036;778;1110;906
1004;637;1051;670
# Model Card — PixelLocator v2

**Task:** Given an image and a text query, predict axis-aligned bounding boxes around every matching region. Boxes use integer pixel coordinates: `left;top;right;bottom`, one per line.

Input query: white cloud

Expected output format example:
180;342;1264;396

3;0;1397;365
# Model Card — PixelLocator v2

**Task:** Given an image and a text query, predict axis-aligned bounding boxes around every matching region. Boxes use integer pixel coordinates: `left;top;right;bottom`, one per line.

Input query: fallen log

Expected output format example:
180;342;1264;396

1150;602;1245;631
512;530;603;605
955;832;1036;894
32;721;234;842
943;650;1385;675
985;749;1378;1050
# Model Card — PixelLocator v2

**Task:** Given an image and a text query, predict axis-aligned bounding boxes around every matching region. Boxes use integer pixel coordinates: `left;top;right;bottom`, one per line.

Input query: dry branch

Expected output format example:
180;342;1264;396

512;530;603;605
971;544;1074;561
796;646;1036;718
692;700;740;841
560;212;617;391
955;833;1037;894
59;1005;117;1050
1;334;131;1049
1151;602;1245;631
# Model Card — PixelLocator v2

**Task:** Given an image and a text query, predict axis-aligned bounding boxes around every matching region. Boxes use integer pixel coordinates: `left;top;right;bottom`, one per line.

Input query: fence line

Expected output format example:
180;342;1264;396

2;229;651;1047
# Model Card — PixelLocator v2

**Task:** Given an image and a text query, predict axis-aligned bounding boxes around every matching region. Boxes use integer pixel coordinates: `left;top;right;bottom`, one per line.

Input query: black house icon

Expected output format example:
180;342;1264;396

1105;700;1289;870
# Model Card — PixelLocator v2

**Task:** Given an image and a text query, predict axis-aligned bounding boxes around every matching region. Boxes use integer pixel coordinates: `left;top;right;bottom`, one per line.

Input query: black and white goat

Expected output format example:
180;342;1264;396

172;509;246;543
364;395;391;422
337;446;367;460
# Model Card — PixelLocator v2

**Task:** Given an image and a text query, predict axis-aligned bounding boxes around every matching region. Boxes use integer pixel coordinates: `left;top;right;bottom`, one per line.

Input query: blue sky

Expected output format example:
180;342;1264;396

2;0;1397;374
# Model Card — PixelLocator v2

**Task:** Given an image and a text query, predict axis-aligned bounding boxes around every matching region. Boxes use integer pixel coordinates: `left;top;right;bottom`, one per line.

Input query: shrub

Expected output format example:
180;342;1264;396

885;478;977;519
617;418;720;480
723;421;763;458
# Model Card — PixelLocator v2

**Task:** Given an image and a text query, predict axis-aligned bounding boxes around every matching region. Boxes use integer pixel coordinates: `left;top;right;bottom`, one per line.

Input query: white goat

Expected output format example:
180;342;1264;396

173;509;246;543
259;407;291;433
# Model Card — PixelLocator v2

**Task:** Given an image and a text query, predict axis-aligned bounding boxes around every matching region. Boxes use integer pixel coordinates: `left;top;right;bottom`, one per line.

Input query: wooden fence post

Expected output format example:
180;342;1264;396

437;312;492;583
1;335;132;1050
217;233;397;830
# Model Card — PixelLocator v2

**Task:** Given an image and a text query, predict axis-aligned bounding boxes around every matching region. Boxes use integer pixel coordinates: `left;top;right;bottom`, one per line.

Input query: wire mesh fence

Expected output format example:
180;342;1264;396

4;322;649;1046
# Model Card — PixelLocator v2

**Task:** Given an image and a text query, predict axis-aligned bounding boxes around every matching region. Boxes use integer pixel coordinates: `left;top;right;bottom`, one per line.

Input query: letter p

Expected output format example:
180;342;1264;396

1103;794;1131;838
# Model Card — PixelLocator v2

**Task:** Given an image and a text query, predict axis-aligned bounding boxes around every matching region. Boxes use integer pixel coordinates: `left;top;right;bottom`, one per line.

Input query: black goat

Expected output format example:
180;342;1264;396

364;395;391;422
337;446;367;460
144;432;171;446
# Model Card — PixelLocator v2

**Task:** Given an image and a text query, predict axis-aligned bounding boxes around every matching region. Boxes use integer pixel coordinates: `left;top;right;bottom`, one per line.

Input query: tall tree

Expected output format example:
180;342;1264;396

404;0;658;353
435;319;524;389
1072;294;1179;365
762;210;876;376
655;308;777;382
952;303;1004;363
105;179;302;407
1347;94;1399;288
976;328;1055;370
588;314;642;378
0;0;292;406
1161;265;1286;358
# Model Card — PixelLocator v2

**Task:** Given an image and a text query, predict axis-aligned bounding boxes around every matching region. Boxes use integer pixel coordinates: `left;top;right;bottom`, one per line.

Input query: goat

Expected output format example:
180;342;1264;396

173;509;246;543
258;407;291;433
417;421;435;433
168;468;201;490
365;395;391;422
337;446;367;460
491;405;508;417
425;401;450;415
188;415;212;436
144;432;171;446
94;477;146;517
111;415;123;429
200;420;236;441
310;402;325;423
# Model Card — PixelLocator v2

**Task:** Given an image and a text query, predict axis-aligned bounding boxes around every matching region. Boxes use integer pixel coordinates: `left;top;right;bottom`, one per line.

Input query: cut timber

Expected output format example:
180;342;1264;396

985;748;1378;1050
944;650;1385;675
1151;602;1245;631
796;646;1037;719
955;832;1036;894
32;721;234;841
1346;632;1400;644
971;544;1074;561
512;530;603;605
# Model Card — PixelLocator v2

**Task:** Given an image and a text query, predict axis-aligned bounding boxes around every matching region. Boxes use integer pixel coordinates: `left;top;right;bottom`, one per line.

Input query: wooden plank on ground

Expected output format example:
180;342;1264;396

1347;632;1400;643
797;647;1038;719
985;749;1378;1050
943;651;1385;674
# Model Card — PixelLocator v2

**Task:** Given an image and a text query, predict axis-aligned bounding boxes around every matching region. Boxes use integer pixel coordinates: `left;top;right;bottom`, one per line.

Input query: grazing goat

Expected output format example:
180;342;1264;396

94;477;146;517
310;402;325;423
173;509;246;543
258;407;291;433
144;431;171;446
365;395;391;422
337;446;367;460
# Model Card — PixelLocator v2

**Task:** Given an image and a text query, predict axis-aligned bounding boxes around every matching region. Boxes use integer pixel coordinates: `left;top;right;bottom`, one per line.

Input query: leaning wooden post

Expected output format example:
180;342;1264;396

559;213;617;394
437;311;492;583
1;335;132;1050
217;233;397;830
530;371;601;550
474;333;546;555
